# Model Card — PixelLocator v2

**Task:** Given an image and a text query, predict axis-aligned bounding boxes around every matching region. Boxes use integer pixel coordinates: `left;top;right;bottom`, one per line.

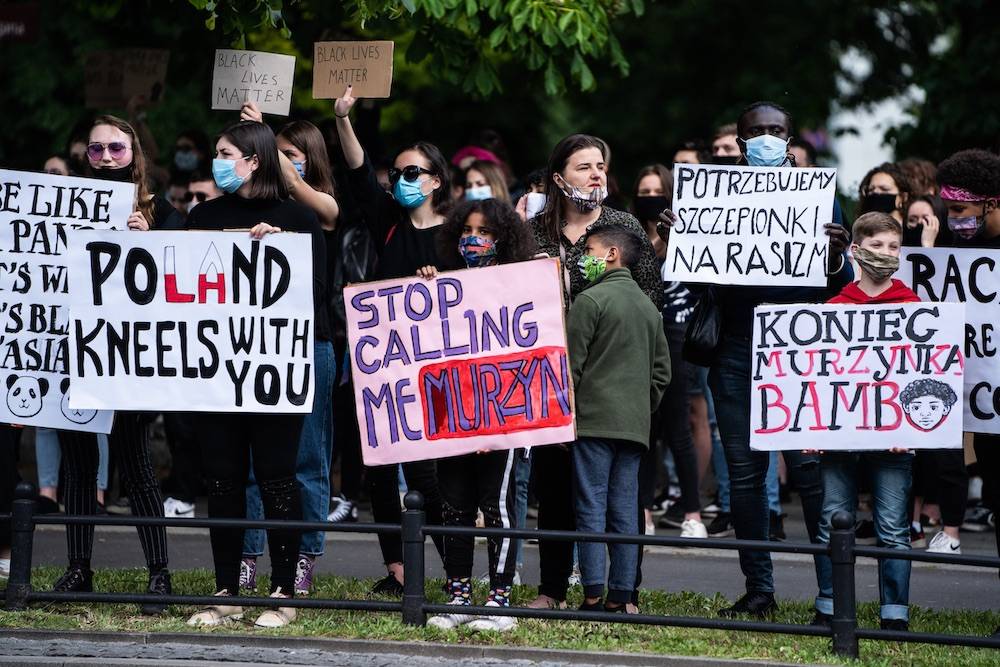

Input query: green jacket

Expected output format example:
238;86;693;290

567;268;671;448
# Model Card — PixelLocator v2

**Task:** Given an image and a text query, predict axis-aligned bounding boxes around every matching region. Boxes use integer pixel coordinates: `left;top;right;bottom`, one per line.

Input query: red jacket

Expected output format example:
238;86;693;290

827;279;920;304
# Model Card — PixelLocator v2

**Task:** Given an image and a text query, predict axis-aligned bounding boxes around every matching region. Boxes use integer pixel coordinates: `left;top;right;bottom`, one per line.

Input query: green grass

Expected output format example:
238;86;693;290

1;567;997;666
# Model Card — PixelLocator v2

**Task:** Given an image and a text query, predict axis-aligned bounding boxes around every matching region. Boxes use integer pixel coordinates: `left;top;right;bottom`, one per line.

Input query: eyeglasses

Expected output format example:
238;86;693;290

388;165;434;184
87;142;129;160
180;191;209;204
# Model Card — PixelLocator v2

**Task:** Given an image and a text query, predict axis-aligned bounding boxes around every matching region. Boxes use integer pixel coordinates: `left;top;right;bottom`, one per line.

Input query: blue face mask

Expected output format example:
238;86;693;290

174;150;199;172
292;160;306;178
212;157;249;194
744;134;789;167
393;177;430;209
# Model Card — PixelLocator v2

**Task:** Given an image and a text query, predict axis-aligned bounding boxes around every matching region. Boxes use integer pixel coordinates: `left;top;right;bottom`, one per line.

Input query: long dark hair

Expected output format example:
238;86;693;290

632;164;674;206
396;141;451;214
859;162;913;207
89;115;154;227
536;133;608;243
218;121;288;201
278;120;335;197
437;199;537;269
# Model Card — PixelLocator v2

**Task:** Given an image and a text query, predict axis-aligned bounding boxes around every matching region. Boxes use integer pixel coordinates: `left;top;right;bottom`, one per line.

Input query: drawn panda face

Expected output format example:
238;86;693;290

6;374;49;418
59;378;97;425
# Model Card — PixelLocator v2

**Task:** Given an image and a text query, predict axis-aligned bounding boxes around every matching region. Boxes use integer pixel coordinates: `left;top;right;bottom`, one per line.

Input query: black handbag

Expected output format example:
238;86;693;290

682;287;721;367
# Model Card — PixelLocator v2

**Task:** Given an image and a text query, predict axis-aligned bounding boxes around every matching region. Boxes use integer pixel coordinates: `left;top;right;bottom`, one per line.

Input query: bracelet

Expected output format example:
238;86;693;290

335;112;349;119
829;253;846;274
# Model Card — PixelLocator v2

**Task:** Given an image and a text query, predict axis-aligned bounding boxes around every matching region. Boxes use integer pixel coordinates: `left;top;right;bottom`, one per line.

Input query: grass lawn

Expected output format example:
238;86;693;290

1;567;997;666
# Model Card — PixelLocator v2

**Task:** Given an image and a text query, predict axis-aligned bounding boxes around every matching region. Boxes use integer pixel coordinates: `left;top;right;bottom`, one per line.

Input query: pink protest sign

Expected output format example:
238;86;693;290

344;258;576;465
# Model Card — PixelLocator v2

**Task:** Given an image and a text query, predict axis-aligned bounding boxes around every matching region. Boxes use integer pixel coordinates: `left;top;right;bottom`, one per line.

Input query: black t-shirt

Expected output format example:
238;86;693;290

185;193;331;342
346;154;441;280
152;194;185;230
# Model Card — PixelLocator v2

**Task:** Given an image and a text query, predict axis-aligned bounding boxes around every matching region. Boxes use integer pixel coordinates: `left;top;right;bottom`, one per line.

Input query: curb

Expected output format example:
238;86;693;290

0;629;815;667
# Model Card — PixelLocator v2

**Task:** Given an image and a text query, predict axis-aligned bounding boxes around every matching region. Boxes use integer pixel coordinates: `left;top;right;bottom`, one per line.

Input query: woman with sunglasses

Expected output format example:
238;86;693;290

51;115;179;615
334;84;448;596
183;120;327;628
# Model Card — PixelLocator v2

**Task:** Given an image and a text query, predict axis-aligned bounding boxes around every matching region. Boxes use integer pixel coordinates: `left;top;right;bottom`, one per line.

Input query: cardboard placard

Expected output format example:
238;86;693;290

750;302;965;451
0;170;131;433
84;49;169;109
665;163;838;286
67;231;315;412
312;41;393;99
344;258;575;466
898;247;1000;433
212;49;295;116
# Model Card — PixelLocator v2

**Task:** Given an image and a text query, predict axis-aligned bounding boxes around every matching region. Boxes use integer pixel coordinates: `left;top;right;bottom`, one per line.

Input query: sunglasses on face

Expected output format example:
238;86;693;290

87;142;129;160
388;165;434;184
180;191;209;204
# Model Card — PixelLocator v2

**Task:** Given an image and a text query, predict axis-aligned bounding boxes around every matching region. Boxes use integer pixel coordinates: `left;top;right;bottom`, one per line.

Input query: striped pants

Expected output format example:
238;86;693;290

57;413;168;571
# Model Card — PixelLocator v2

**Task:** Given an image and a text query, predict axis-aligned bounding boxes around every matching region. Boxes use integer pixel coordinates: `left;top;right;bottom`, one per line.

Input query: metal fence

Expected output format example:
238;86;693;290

3;482;999;659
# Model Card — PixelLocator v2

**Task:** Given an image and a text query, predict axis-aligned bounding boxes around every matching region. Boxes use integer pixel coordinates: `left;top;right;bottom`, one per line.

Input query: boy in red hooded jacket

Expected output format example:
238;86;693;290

813;212;918;632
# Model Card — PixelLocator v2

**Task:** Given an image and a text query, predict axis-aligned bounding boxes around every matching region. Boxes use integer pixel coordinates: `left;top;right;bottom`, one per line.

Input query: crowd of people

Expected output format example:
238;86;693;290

0;87;997;636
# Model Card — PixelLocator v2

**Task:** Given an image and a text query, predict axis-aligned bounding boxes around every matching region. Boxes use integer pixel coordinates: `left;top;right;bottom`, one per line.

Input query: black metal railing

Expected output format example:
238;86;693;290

3;482;999;659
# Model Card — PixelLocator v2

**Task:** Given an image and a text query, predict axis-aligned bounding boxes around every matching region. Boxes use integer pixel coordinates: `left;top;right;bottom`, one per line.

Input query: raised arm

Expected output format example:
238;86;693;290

334;86;364;170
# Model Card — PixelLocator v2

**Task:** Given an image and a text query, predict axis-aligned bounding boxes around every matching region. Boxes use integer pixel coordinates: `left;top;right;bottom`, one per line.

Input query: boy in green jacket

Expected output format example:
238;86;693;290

567;226;671;612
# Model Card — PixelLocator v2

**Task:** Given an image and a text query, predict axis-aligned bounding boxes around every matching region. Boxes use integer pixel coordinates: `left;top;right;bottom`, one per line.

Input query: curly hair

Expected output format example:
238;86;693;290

437;199;537;269
898;158;937;196
936;149;1000;198
900;378;958;408
858;162;913;202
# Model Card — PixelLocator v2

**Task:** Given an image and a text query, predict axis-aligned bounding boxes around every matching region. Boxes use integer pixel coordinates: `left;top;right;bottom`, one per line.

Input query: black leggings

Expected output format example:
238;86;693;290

58;413;167;572
194;412;303;595
438;449;518;589
531;444;575;601
367;459;444;564
0;425;21;549
912;448;969;527
973;434;1000;573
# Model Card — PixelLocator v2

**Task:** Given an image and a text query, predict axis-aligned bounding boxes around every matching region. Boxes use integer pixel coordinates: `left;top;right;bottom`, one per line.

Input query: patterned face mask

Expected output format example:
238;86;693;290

577;251;610;282
458;235;498;268
852;245;899;282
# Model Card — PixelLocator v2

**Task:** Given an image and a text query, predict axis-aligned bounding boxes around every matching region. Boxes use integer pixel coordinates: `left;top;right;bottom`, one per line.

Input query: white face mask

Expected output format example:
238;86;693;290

464;185;493;201
525;192;547;219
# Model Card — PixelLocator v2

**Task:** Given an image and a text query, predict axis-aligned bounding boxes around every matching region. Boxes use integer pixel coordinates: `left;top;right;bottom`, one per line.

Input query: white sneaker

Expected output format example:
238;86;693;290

927;530;961;554
680;519;708;538
327;495;358;523
645;522;656;536
467;600;518;632
0;558;10;578
567;565;581;586
427;598;475;629
163;497;195;518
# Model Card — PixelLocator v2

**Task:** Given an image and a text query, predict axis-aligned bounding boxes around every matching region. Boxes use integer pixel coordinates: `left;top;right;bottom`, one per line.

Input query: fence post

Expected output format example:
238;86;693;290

829;510;858;659
5;482;37;611
401;490;426;626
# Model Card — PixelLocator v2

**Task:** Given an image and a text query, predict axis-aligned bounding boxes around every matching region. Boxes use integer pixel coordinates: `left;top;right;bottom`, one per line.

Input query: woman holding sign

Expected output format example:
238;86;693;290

183;120;328;628
334;84;448;597
52;114;178;615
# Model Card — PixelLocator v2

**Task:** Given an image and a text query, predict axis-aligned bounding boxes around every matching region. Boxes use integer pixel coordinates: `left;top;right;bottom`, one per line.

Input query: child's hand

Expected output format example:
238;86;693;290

416;265;438;280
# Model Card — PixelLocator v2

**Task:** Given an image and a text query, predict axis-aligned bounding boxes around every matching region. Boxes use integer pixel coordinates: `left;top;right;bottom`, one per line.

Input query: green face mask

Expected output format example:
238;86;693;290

577;252;609;282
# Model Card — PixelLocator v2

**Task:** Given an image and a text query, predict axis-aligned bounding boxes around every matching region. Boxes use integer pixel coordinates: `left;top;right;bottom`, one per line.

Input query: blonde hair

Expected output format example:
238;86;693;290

91;115;155;228
464;160;510;204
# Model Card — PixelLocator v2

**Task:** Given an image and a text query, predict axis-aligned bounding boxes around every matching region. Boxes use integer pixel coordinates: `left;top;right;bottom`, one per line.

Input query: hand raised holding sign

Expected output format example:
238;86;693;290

249;222;282;239
656;208;677;244
240;101;264;124
127;211;150;231
334;85;357;118
824;223;850;273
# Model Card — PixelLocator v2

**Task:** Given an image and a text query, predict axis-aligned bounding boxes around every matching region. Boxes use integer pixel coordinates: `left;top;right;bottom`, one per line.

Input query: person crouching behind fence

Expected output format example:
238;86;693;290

567;226;670;612
811;212;920;632
414;198;537;632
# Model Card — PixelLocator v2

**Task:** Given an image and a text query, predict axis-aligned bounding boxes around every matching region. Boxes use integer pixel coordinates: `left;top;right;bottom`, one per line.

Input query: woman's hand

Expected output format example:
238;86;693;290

240;101;263;123
416;265;438;280
127;211;150;231
802;449;822;455
250;222;282;239
514;194;528;222
889;447;911;455
334;85;357;118
656;208;677;243
920;214;940;248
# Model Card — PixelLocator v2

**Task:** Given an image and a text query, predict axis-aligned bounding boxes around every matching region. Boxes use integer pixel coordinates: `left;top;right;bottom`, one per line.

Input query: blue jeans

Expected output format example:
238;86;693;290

767;451;782;515
709;336;827;594
244;341;335;557
512;450;531;570
36;429;109;491
815;452;913;621
572;438;642;604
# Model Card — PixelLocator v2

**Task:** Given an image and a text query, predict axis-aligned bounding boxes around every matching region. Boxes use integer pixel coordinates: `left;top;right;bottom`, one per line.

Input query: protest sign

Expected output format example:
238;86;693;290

312;41;393;99
212;49;295;116
664;163;837;286
750;302;965;451
0;170;131;432
66;231;314;412
898;247;1000;433
84;49;169;109
344;258;575;466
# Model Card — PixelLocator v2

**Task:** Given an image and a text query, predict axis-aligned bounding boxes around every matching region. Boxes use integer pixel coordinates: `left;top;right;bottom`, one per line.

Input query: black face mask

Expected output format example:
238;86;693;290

91;164;133;182
860;192;897;214
68;156;89;176
711;154;741;166
633;195;669;222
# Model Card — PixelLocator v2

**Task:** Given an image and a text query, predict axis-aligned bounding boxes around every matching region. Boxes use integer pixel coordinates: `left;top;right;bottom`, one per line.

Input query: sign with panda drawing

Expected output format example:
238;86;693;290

0;169;127;433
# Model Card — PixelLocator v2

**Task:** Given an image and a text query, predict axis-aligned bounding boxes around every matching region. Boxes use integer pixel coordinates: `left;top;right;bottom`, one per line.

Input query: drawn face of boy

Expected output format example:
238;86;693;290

904;394;951;431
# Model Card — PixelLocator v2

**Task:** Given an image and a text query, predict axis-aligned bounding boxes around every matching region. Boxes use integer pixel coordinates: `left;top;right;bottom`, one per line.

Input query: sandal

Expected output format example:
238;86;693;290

186;590;243;626
254;587;296;628
525;594;568;610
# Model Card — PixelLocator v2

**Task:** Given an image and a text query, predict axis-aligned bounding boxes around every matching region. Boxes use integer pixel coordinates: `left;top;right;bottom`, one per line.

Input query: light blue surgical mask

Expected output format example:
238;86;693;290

464;185;493;201
744;134;789;167
393;177;430;209
212;157;250;194
292;160;306;178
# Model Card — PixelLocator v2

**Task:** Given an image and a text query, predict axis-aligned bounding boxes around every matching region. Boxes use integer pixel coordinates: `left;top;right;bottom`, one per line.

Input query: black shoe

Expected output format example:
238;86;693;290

141;569;172;616
35;496;61;515
880;618;909;632
369;573;404;598
603;602;627;613
719;591;778;619
992;625;1000;638
658;503;685;529
811;611;832;627
578;599;603;611
707;512;734;538
52;565;93;593
855;518;877;545
769;511;786;541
